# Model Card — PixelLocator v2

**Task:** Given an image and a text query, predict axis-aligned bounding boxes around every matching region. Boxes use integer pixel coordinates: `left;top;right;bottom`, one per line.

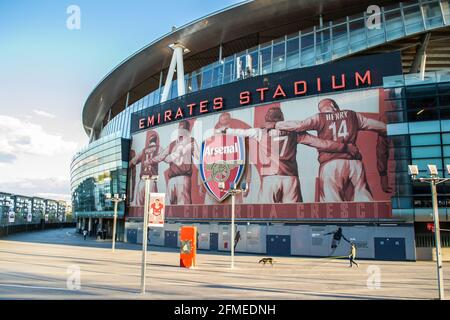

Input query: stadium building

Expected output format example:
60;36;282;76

71;0;450;260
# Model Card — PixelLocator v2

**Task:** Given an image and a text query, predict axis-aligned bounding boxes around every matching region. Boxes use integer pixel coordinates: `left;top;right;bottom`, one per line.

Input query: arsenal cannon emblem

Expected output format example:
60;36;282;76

199;134;246;202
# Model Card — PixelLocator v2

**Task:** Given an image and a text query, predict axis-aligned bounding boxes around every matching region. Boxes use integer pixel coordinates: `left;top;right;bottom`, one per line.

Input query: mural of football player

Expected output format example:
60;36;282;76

218;107;360;203
150;120;201;205
274;98;389;202
203;112;252;205
129;130;160;206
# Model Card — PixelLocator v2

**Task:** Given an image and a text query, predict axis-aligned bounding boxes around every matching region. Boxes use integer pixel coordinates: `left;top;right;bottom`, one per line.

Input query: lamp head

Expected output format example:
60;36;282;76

427;164;438;176
408;165;419;178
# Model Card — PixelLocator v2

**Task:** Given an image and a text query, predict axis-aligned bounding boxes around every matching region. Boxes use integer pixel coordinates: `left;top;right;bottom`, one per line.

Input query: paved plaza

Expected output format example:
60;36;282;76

0;228;449;300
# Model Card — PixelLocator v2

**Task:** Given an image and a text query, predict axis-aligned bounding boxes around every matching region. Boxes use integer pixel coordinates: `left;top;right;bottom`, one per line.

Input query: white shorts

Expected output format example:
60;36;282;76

259;176;302;203
135;179;158;206
168;175;192;205
319;159;373;202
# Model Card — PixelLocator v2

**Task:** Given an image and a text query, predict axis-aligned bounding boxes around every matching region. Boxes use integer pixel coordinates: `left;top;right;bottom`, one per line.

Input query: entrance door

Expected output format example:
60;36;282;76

266;235;291;256
210;233;218;251
374;237;406;260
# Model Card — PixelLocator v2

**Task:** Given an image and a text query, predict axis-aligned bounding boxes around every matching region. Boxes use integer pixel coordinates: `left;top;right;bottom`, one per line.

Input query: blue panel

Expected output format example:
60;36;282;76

374;237;406;261
164;231;178;248
127;229;137;244
409;121;440;134
266;235;291;256
210;233;218;251
387;123;409;135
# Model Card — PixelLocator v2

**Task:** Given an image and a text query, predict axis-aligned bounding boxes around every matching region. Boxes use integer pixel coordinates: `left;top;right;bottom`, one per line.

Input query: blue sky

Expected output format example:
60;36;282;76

0;0;243;200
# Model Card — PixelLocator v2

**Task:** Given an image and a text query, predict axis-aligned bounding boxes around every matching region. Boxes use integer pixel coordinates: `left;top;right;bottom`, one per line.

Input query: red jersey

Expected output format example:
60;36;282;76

166;137;195;178
259;129;299;176
150;203;164;216
140;148;159;178
276;110;387;166
226;128;347;177
316;110;360;164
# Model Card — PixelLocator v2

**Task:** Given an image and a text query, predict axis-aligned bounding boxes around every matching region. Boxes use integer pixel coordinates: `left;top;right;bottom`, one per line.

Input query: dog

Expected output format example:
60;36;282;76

258;257;275;266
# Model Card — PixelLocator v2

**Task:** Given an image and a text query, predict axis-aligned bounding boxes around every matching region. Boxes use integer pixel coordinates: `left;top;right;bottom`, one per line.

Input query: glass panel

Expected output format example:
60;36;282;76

408;120;440;133
410;133;441;146
316;26;331;62
385;7;405;40
201;68;213;89
223;58;235;84
411;146;442;158
403;4;425;34
332;22;348;58
212;63;224;87
348;18;366;51
236;53;246;80
286;37;299;69
300;32;315;66
443;133;450;145
247;50;259;77
442;0;450;24
260;47;272;75
272;41;286;72
423;1;444;28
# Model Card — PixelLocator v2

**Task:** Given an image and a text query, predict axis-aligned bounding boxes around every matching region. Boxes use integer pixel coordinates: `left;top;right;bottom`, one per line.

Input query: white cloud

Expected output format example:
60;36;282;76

0;177;70;201
0;115;78;162
33;109;56;118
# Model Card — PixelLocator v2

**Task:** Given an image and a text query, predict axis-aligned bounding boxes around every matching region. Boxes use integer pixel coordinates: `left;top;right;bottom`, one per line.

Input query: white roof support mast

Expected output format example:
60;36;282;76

160;43;190;103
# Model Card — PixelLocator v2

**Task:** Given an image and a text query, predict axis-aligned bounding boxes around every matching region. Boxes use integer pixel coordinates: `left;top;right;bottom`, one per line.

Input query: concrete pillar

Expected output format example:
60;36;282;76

88;217;92;236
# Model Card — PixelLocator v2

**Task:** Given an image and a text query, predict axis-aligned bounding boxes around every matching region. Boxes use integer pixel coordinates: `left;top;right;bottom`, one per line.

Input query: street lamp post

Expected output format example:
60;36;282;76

408;164;448;300
223;182;247;269
141;174;158;295
105;193;126;253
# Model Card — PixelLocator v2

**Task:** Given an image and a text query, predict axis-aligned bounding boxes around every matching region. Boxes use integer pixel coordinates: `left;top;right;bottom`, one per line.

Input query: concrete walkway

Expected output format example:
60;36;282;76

0;228;449;300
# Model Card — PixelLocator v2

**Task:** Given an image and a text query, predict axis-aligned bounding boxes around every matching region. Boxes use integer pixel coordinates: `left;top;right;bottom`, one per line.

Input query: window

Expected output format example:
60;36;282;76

286;37;299;69
260;46;272;75
272;41;286;72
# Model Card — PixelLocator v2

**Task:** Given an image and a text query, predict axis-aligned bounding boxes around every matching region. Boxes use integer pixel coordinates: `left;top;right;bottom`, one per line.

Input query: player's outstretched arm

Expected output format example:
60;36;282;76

152;146;171;163
357;113;387;135
275;114;320;132
218;128;263;141
297;133;353;153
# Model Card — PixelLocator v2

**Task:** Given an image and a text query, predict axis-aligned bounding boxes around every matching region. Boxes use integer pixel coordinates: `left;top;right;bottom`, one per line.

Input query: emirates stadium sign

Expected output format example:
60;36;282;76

131;52;402;133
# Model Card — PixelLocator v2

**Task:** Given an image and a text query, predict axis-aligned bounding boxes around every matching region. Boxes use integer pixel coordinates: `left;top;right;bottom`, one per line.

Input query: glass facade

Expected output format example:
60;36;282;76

100;0;450;140
384;70;450;221
71;133;130;218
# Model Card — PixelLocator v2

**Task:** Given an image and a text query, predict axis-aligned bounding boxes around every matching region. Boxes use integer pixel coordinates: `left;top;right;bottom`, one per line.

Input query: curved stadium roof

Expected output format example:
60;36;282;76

82;0;418;138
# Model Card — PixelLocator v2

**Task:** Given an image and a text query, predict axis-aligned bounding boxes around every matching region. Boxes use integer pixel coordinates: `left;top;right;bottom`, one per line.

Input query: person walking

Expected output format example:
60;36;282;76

83;229;87;240
348;243;359;268
234;230;241;250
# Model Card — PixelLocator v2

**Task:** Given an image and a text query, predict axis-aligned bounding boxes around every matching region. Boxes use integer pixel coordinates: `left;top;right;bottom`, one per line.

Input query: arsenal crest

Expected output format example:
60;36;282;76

200;135;246;202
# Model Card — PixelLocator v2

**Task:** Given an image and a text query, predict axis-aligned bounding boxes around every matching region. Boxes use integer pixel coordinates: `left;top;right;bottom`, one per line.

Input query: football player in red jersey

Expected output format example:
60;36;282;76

218;107;360;203
275;98;390;202
150;198;164;216
150;120;201;205
129;130;160;205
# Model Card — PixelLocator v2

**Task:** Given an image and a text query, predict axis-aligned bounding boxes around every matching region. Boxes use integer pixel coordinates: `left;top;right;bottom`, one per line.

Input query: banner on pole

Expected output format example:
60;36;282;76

148;193;165;227
8;210;15;223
